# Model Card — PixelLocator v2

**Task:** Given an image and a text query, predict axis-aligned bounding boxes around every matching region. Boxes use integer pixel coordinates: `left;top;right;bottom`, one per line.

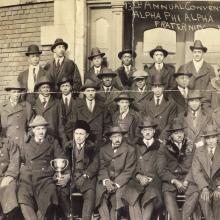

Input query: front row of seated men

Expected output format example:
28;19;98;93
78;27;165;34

1;113;220;220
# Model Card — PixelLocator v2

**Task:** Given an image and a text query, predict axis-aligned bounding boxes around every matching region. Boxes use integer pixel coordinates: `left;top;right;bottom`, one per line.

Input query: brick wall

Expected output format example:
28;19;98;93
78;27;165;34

0;1;54;100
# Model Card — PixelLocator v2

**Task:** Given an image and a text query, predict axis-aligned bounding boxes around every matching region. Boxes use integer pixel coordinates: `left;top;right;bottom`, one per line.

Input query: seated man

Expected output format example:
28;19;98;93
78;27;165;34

123;117;162;220
65;120;99;220
96;126;136;220
0;137;20;220
157;119;193;220
18;115;70;220
192;123;220;220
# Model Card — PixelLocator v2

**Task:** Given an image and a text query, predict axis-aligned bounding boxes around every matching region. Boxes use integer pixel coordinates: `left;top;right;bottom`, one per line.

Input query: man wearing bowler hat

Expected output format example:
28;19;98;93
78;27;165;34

18;115;70;220
157;119;194;220
0;81;33;151
192;122;220;220
18;44;48;104
44;38;82;94
123;117;162;220
115;48;137;90
182;40;215;91
96;126;136;220
145;45;176;90
65;120;99;220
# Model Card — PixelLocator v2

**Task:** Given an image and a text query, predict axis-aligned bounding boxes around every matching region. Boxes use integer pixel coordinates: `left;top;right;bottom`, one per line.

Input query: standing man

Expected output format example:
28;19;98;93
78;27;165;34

0;81;32;150
157;119;194;220
18;115;70;220
145;45;175;90
192;123;220;220
44;38;82;94
115;48;137;90
123;117;162;220
65;120;99;220
18;44;47;104
96;126;136;220
183;40;215;91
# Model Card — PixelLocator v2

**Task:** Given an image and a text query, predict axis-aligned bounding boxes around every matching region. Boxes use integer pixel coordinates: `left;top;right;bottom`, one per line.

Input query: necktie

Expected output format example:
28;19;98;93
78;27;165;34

33;68;37;82
156;98;160;106
65;97;68;112
57;59;61;69
42;98;47;107
209;148;214;161
88;101;93;112
125;66;130;74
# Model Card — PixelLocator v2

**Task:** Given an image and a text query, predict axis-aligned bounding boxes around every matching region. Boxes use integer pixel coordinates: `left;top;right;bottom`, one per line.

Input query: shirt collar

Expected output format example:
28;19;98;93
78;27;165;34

39;94;50;103
154;94;163;103
9;98;18;107
29;65;40;71
143;138;154;147
103;85;112;92
155;62;164;69
76;142;85;150
123;64;131;70
62;93;71;102
54;56;64;64
193;59;204;67
138;85;146;92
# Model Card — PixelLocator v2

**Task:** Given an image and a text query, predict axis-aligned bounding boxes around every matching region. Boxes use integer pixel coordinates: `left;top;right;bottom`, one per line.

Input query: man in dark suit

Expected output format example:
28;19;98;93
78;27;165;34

145;45;176;90
96;126;136;220
157;119;194;220
74;79;112;145
115;48;137;90
182;40;215;91
18;44;47;104
192;123;220;220
44;38;82;94
65;120;99;220
123;117;162;220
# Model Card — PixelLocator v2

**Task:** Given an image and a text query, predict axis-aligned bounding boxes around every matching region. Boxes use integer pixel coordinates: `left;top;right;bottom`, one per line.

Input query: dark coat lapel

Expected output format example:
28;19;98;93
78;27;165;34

211;145;220;177
3;101;25;116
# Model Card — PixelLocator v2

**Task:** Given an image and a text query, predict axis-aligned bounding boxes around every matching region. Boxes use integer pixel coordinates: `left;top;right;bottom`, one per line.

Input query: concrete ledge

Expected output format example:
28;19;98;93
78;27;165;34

0;0;53;8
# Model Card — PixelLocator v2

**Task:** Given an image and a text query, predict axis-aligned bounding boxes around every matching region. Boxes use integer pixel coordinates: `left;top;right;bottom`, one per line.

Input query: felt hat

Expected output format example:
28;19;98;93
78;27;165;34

51;38;68;51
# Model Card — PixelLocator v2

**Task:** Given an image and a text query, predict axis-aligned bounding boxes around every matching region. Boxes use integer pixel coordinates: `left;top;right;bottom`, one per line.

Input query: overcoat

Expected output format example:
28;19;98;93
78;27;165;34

84;65;105;84
96;141;136;209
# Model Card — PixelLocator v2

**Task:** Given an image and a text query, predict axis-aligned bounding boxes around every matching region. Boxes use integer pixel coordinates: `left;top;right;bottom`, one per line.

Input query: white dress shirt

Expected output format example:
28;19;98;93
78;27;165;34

62;93;72;106
39;94;50;107
178;86;188;98
119;108;129;120
154;95;163;105
138;85;146;93
123;65;131;74
86;99;95;112
94;66;101;75
143;138;154;147
155;63;164;70
193;59;204;73
55;56;64;66
28;65;39;92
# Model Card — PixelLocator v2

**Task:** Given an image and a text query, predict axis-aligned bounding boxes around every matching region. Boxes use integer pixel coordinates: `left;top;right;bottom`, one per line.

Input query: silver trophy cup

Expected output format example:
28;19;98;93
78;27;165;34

50;158;69;179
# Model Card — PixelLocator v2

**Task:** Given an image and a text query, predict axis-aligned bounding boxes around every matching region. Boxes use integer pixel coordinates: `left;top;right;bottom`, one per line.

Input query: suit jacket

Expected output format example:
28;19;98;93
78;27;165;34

157;138;193;192
31;96;67;146
74;98;112;143
145;63;176;90
65;140;99;192
44;57;82;92
206;82;220;110
184;61;215;91
96;141;136;208
192;144;220;191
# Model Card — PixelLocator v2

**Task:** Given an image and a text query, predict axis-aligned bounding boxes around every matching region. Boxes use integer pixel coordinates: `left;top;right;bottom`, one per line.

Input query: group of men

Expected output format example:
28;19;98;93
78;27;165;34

0;37;220;220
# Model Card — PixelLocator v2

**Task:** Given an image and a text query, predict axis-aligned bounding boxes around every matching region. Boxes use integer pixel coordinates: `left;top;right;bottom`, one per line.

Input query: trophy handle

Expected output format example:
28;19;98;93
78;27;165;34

50;160;55;171
63;159;69;171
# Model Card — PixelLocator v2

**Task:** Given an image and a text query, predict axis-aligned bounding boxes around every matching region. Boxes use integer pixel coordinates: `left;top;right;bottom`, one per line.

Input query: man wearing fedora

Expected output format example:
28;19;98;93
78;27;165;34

141;74;177;138
18;44;48;104
0;81;33;151
57;76;78;141
157;118;194;220
115;48;137;90
129;69;151;112
192;122;220;220
64;120;99;220
112;92;140;145
30;76;67;146
74;79;112;145
182;40;215;91
44;38;82;94
122;116;162;220
96;126;136;220
96;67;121;114
18;115;70;220
145;45;176;90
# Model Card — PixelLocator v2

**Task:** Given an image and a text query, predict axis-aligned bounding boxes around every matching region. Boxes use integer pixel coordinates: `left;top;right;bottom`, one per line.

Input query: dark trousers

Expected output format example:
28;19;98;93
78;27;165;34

81;189;95;220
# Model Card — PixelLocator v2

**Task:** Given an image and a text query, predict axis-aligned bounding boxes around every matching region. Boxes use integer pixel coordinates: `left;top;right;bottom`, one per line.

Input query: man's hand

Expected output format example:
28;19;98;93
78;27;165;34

0;176;14;187
104;179;116;193
172;179;185;193
183;180;189;189
200;187;210;202
213;188;220;200
136;174;152;186
56;174;70;187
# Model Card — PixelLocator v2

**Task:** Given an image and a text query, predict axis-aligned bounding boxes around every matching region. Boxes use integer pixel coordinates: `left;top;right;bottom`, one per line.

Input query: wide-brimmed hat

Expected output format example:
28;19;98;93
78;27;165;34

118;49;137;59
88;47;105;60
187;90;203;101
149;74;166;86
81;79;100;91
138;116;157;128
51;38;68;52
74;120;90;133
149;45;168;58
201;123;220;137
166;120;186;132
190;40;207;53
34;76;53;91
29;115;49;127
114;92;134;102
25;44;42;56
105;126;127;136
5;80;26;92
173;65;193;78
57;76;73;87
97;68;117;79
132;70;149;80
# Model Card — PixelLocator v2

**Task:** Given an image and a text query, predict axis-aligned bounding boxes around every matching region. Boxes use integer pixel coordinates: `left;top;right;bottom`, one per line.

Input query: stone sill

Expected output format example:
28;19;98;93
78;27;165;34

0;0;54;8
